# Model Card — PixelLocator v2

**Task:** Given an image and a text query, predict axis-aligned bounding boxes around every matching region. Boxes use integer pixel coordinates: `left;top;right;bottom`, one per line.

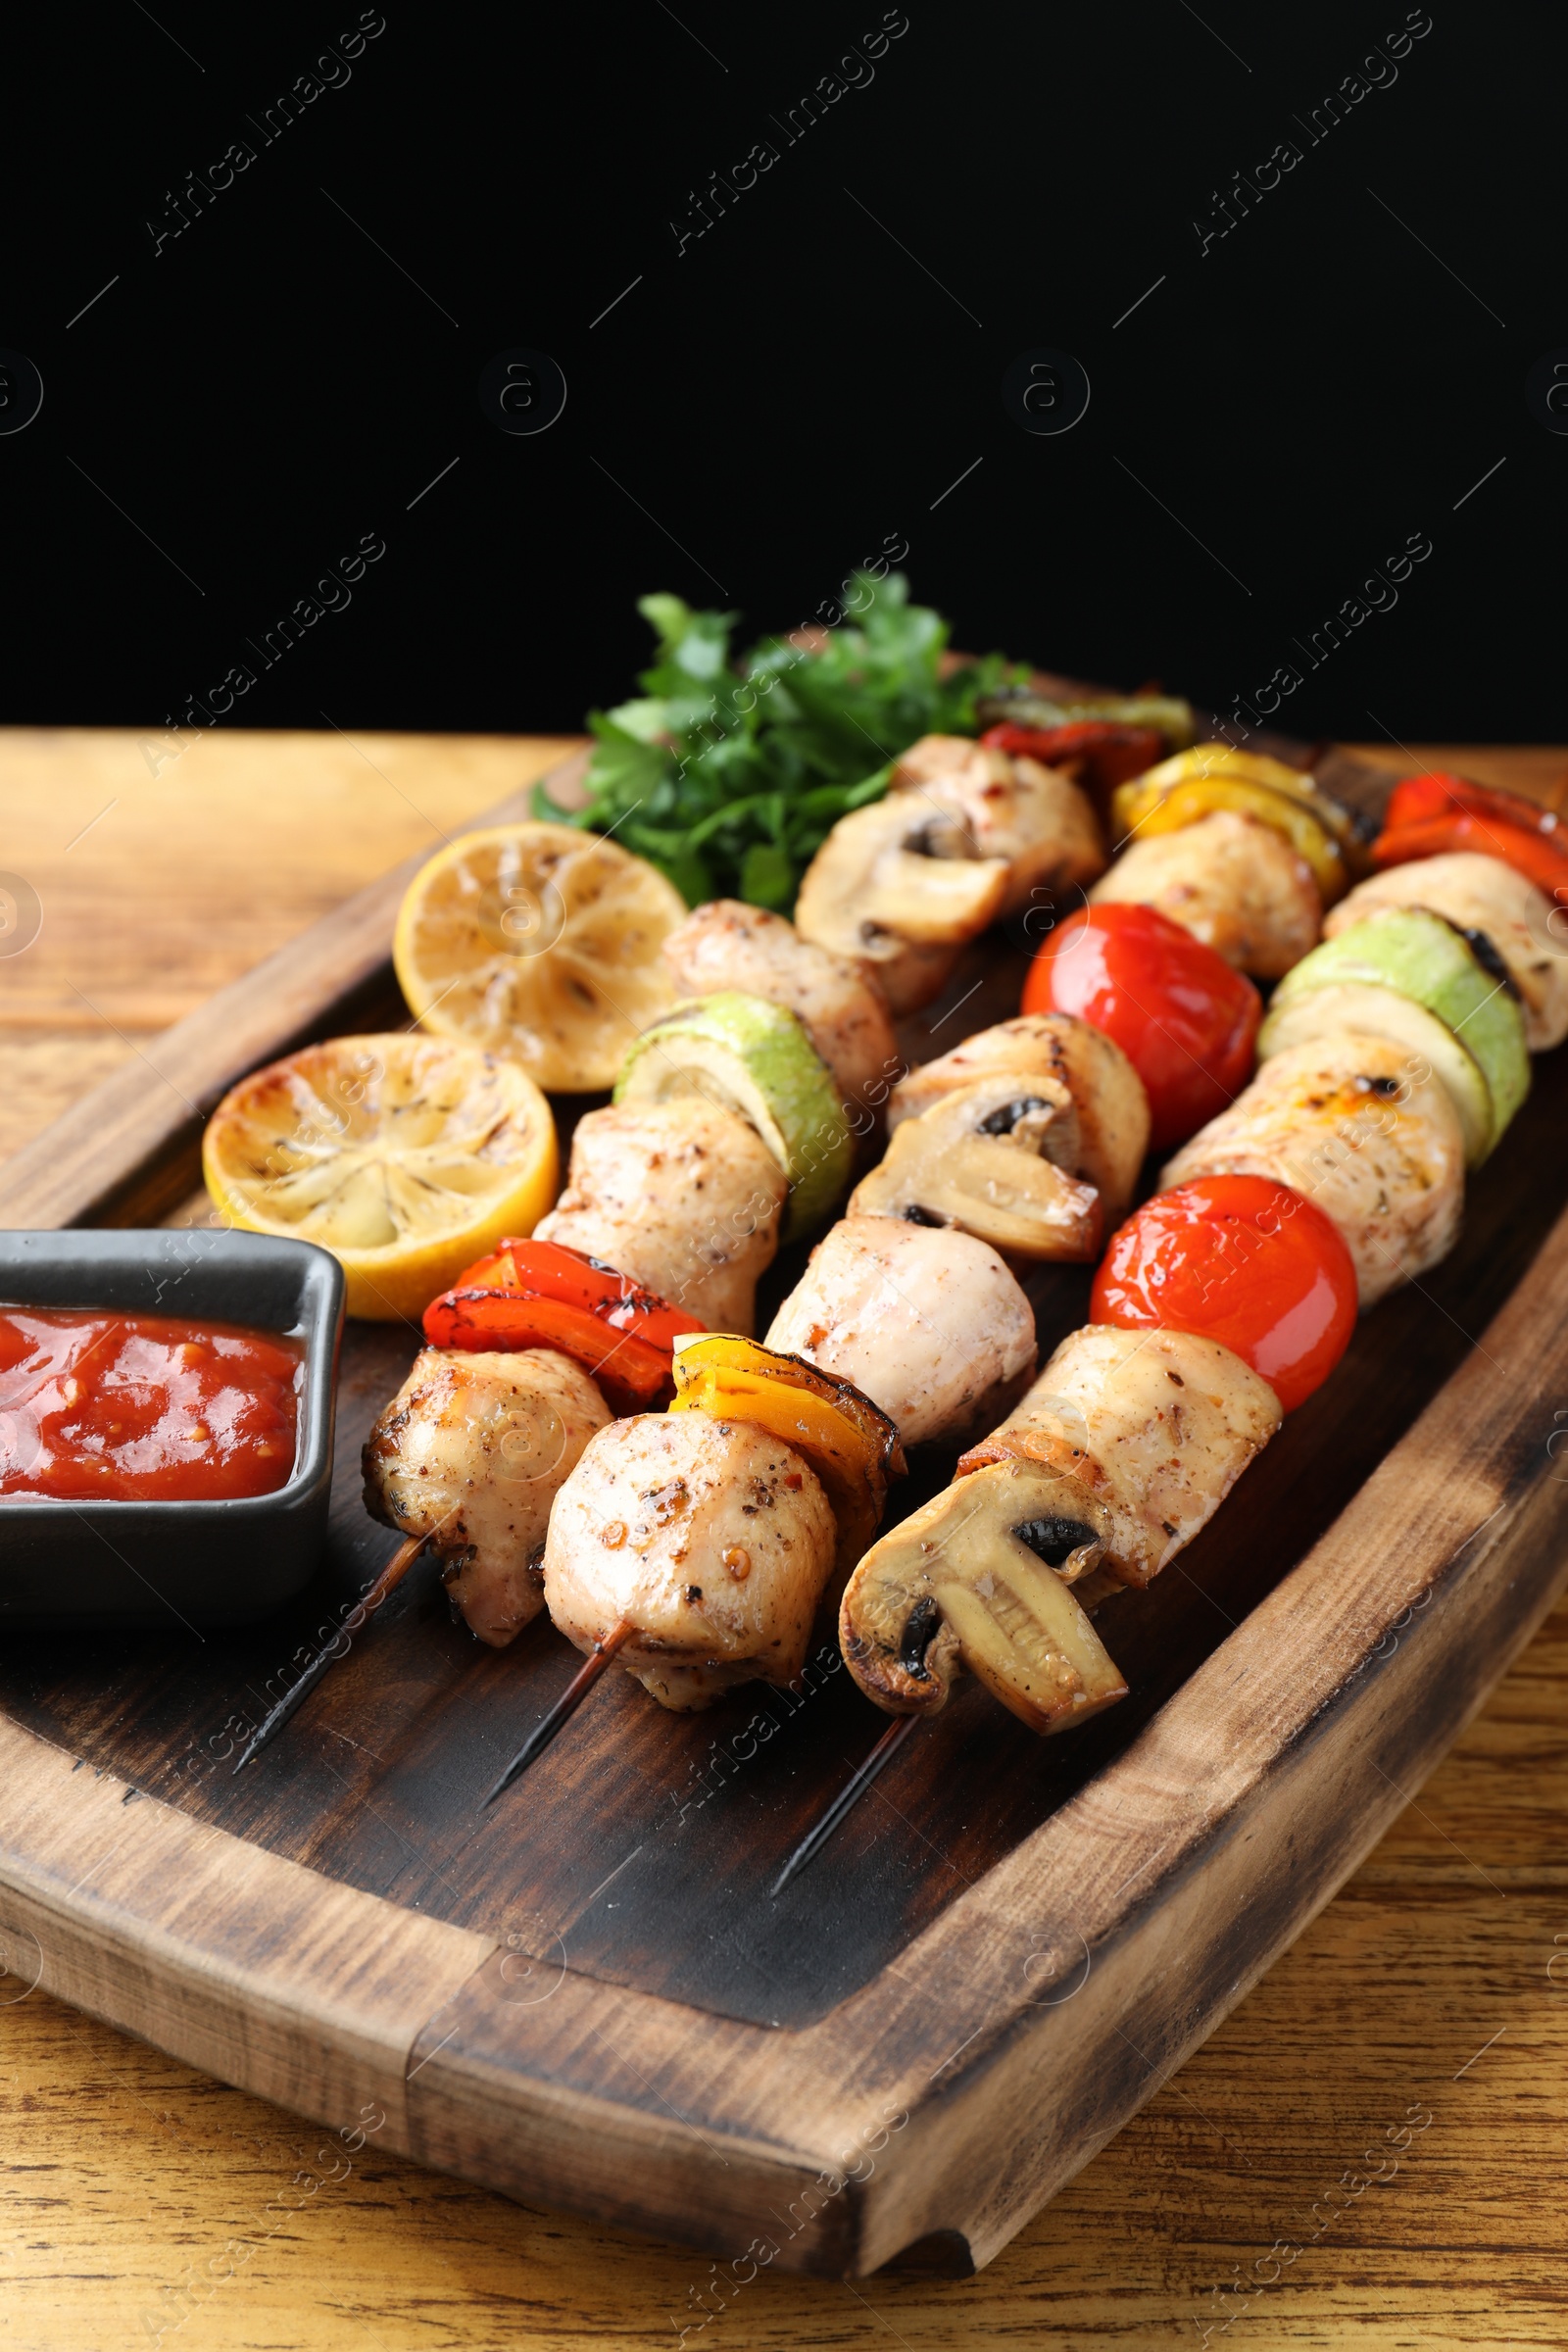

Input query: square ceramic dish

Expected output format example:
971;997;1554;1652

0;1228;343;1626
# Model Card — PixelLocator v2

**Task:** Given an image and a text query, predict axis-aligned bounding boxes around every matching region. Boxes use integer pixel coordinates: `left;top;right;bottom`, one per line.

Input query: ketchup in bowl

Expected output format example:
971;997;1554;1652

0;1311;302;1502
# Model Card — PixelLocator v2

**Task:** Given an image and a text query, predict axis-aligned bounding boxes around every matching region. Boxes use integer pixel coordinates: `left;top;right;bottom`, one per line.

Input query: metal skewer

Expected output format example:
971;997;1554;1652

768;1712;918;1896
231;1534;428;1774
482;1619;636;1806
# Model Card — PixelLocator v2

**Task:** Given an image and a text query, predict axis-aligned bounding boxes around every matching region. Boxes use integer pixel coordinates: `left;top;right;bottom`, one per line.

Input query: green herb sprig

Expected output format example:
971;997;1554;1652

537;573;1021;909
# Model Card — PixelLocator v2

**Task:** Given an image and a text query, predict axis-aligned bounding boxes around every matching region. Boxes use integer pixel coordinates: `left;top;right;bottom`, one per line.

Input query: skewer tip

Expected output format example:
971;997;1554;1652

482;1620;635;1807
230;1534;427;1773
768;1711;918;1897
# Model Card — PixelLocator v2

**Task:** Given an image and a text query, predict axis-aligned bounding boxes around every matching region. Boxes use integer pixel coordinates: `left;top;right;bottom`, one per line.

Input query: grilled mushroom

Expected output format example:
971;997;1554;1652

887;1012;1151;1223
849;1074;1103;1260
793;794;1009;1015
838;1459;1127;1730
889;735;1106;917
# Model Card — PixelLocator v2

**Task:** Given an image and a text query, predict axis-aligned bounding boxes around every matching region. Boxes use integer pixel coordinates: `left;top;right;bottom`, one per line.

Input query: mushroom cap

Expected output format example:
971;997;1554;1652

887;1012;1151;1223
838;1458;1127;1733
849;1074;1103;1261
890;735;1107;918
794;794;1007;1014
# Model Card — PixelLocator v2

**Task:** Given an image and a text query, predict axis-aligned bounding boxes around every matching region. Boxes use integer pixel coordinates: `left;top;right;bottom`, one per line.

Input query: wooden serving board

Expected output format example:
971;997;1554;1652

2;725;1567;2279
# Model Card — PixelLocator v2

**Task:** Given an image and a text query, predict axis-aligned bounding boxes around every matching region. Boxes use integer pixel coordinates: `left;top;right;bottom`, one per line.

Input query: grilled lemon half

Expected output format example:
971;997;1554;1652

393;821;687;1093
203;1033;558;1320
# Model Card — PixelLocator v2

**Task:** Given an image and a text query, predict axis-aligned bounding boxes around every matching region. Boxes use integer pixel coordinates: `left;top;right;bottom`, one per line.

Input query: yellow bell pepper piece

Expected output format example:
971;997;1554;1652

669;1335;901;1573
1110;775;1348;906
1134;743;1317;797
1127;743;1363;853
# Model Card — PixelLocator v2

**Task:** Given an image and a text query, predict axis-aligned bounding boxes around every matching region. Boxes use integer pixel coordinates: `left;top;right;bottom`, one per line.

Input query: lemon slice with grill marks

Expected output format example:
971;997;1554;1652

202;1033;558;1320
393;821;688;1092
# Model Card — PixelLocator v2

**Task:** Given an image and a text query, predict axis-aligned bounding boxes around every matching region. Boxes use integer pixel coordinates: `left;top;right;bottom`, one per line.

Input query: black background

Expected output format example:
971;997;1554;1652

5;0;1561;745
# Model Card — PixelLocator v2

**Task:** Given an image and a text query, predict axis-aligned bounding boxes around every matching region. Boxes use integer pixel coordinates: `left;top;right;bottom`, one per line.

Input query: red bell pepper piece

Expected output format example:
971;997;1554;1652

1371;814;1568;901
425;1238;701;1412
980;720;1164;791
1383;770;1564;843
422;1288;678;1413
444;1239;700;1349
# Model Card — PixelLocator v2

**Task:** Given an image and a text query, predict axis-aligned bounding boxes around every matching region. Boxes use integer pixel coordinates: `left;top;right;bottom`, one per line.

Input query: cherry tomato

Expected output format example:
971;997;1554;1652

1021;903;1261;1151
1091;1175;1358;1412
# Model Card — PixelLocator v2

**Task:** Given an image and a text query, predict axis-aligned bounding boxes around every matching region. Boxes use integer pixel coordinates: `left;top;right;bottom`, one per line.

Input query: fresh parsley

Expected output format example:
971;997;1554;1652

536;573;1022;909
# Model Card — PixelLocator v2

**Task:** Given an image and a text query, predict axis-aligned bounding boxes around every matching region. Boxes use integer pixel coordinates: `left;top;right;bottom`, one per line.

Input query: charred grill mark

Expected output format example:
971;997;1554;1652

1458;923;1521;999
976;1096;1052;1136
899;1595;943;1677
1012;1516;1099;1568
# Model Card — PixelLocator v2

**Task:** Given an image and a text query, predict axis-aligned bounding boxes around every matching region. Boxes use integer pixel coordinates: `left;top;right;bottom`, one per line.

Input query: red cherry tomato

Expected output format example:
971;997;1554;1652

1022;903;1261;1151
1091;1175;1358;1413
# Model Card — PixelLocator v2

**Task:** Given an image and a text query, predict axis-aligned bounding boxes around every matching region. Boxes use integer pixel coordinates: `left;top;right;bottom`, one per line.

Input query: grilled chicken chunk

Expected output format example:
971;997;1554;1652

889;735;1106;918
536;1099;787;1335
764;1212;1036;1447
544;1409;837;1709
1092;808;1321;978
959;1324;1282;1589
662;900;901;1116
1324;851;1568;1051
364;1347;612;1646
887;1011;1151;1222
1163;1031;1465;1307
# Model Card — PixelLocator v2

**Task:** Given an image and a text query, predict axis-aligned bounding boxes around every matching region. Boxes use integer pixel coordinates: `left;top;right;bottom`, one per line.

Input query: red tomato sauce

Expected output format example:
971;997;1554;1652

0;1311;302;1501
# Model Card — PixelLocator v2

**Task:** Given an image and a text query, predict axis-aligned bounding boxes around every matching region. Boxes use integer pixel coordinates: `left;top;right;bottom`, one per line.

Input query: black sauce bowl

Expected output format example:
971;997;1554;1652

0;1229;344;1627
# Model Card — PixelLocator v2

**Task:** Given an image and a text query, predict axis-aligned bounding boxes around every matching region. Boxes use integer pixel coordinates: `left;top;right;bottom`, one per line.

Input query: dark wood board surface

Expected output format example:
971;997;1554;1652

0;760;1563;2033
7;726;1568;2275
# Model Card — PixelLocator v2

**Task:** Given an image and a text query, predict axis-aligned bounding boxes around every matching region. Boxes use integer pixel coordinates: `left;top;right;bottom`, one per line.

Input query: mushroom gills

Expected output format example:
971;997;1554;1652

793;793;1009;1015
1012;1514;1102;1570
838;1460;1127;1733
848;1073;1103;1261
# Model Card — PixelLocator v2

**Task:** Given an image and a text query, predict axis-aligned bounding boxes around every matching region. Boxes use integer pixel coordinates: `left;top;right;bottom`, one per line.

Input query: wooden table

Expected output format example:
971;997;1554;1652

4;728;1568;2350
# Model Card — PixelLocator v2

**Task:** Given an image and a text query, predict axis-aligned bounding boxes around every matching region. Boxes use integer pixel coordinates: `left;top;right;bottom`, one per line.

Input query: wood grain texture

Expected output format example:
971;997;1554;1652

5;732;1568;2344
0;1716;492;2149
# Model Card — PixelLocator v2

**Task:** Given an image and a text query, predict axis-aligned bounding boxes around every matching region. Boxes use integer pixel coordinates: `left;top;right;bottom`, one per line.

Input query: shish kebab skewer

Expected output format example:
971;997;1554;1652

236;886;1024;1771
318;769;1133;1788
480;1017;1138;1789
772;940;1541;1886
767;746;1554;1885
476;934;1154;1789
235;724;1335;1775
